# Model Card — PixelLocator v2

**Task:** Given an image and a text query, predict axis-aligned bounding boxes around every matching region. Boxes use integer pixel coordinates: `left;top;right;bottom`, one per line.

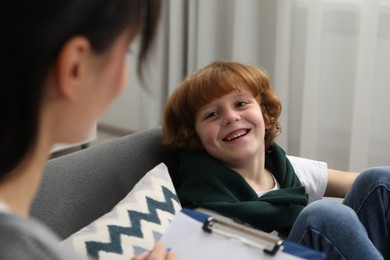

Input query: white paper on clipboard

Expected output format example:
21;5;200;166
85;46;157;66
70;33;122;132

161;209;302;260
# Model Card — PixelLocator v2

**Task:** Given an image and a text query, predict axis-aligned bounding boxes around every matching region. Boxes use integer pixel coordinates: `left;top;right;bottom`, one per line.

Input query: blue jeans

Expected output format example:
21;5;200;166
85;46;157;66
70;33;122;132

287;167;390;260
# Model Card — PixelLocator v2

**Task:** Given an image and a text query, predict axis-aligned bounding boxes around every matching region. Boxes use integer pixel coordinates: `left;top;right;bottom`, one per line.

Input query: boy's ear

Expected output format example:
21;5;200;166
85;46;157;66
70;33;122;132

54;36;91;99
262;112;271;129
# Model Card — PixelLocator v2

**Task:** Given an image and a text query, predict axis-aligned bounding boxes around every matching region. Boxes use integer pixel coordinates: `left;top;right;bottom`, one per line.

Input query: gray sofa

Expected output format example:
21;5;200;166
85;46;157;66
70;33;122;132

31;127;180;239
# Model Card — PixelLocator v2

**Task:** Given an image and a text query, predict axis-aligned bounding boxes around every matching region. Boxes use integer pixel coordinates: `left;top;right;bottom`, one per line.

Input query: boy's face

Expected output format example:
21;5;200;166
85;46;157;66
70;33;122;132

195;89;266;168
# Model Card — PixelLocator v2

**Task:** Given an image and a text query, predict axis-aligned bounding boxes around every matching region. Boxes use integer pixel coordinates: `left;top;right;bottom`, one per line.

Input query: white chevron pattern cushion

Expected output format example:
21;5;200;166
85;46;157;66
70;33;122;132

62;163;182;259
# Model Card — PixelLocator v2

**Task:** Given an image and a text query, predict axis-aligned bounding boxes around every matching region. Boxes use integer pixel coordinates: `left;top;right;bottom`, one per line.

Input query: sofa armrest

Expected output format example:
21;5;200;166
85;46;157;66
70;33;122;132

31;127;180;239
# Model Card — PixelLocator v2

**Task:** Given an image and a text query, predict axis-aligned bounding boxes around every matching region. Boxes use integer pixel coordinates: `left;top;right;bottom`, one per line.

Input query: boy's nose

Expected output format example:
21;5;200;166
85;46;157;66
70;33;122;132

223;110;240;125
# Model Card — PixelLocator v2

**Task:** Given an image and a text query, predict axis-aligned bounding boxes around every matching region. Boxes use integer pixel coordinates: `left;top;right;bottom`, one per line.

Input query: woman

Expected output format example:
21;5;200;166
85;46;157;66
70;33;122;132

0;1;175;259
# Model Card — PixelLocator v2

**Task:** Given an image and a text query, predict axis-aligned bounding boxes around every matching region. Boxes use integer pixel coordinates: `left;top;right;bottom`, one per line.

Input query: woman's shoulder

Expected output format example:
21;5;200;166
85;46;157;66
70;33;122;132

0;212;86;260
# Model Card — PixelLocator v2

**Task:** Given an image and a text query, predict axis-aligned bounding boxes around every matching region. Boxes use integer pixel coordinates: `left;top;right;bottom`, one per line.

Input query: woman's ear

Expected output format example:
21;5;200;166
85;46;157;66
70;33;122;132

54;36;91;100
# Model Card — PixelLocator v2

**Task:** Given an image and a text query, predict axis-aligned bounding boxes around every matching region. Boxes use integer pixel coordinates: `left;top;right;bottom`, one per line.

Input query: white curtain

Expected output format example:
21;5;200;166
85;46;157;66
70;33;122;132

109;0;390;172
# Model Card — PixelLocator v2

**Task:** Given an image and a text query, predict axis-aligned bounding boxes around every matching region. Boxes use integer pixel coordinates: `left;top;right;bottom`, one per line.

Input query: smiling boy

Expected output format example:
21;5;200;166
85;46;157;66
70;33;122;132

161;61;390;259
163;61;313;235
196;89;273;191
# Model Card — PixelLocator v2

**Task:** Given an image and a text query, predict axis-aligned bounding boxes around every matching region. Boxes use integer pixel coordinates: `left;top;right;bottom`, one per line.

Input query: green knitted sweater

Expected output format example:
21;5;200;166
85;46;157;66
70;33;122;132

177;144;308;236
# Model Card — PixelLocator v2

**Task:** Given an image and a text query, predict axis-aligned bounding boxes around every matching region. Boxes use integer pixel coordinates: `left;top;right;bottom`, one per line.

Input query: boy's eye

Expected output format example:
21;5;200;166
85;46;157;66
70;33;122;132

205;111;219;119
235;101;248;108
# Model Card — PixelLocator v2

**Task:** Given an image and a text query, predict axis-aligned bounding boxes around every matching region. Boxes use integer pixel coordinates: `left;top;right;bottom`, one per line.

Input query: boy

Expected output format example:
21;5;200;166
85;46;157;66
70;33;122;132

162;61;388;259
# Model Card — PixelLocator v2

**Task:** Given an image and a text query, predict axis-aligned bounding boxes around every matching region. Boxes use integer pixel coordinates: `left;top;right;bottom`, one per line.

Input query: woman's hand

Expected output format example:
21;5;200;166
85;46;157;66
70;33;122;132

132;241;177;260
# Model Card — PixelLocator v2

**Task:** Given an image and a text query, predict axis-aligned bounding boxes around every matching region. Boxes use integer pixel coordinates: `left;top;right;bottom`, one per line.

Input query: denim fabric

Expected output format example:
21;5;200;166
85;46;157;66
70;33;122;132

343;167;390;259
287;167;390;260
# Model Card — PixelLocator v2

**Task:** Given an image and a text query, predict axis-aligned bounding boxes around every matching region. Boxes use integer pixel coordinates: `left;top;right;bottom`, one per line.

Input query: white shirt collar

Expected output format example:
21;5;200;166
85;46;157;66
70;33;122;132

256;173;280;198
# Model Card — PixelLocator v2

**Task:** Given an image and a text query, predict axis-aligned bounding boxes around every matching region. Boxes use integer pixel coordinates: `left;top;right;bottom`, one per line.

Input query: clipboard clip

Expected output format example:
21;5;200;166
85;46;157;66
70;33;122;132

200;210;283;256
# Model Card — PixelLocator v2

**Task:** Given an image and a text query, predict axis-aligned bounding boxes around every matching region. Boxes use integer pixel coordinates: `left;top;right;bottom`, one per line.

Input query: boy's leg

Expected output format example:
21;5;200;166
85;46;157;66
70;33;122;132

343;166;390;259
288;200;383;259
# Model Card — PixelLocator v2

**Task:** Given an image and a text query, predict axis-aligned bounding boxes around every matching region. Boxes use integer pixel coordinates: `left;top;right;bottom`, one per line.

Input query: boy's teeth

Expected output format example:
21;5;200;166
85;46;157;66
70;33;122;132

226;130;247;141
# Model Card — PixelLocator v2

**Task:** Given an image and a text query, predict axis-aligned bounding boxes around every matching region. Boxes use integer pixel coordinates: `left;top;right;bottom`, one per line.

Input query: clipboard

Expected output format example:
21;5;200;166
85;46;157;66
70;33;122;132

161;208;326;260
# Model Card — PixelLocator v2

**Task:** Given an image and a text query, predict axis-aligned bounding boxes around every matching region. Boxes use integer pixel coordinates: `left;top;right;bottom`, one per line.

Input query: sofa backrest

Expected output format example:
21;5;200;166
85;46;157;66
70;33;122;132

31;127;180;239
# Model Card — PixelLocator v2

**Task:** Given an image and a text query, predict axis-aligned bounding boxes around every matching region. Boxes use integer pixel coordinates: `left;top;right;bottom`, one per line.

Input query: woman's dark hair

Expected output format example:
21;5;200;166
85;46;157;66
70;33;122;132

0;0;161;178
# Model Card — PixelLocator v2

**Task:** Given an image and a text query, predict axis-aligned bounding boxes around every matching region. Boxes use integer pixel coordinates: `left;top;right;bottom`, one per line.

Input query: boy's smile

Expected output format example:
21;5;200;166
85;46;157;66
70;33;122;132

223;128;251;142
195;89;266;168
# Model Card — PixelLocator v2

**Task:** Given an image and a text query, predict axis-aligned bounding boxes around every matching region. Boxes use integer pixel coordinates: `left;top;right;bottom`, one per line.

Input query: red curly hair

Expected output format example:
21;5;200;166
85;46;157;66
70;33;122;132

162;61;282;150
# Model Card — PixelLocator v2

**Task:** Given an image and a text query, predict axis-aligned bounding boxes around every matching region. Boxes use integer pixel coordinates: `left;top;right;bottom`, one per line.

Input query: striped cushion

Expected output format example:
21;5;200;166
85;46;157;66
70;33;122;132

62;163;181;259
